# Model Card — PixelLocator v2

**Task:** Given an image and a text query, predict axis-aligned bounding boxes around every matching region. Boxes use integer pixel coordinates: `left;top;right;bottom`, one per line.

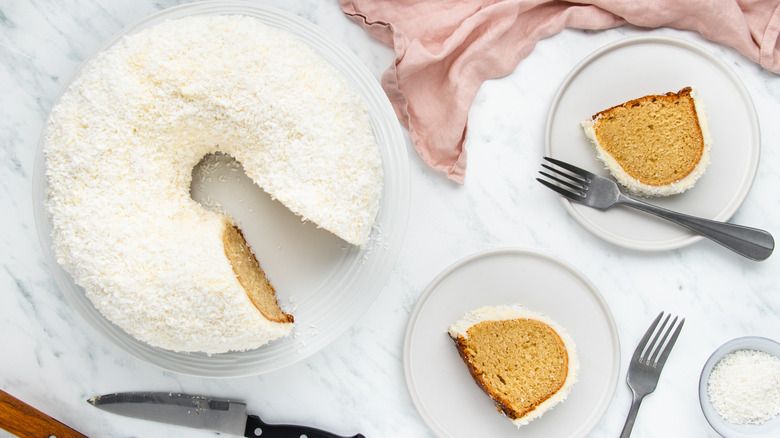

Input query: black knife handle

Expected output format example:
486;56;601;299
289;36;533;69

244;415;365;438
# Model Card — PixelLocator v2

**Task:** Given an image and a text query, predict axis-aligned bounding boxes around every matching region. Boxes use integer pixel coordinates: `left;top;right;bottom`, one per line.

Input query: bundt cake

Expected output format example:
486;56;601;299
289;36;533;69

44;14;382;353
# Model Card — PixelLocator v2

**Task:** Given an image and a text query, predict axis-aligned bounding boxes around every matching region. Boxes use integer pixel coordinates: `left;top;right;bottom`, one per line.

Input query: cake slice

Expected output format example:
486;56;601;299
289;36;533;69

581;87;712;196
448;305;578;427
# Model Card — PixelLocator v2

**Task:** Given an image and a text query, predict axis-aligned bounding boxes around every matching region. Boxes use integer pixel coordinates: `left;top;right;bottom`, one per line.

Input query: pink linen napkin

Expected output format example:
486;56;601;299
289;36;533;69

340;0;780;183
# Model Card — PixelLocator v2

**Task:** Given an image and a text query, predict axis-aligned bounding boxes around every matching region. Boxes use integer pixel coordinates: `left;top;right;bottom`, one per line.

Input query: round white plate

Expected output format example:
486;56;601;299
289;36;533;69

32;1;409;377
699;336;780;438
403;248;619;438
545;35;760;251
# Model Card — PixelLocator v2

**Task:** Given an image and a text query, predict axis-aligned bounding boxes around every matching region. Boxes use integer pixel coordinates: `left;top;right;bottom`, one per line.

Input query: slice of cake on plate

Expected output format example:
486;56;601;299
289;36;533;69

581;87;712;196
448;304;579;427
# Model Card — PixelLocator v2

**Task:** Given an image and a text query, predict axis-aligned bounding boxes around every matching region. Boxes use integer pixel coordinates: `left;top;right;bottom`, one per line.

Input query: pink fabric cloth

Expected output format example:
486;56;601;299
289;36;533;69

340;0;780;183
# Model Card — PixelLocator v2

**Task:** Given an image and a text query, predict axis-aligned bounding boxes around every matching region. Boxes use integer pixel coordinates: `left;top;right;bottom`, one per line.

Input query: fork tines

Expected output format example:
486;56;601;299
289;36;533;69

536;157;590;198
543;156;597;179
635;312;685;368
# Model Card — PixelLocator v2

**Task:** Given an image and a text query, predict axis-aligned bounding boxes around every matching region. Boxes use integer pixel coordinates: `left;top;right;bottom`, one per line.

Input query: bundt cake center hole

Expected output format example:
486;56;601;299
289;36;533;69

190;152;246;215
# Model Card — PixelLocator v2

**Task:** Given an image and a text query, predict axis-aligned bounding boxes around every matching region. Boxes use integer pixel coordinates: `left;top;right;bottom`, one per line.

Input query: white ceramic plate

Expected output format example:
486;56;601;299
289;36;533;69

403;248;619;438
699;336;780;438
32;1;409;377
545;36;760;251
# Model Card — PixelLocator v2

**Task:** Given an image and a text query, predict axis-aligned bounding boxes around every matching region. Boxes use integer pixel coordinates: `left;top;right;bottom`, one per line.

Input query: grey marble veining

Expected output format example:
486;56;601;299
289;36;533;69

2;1;779;438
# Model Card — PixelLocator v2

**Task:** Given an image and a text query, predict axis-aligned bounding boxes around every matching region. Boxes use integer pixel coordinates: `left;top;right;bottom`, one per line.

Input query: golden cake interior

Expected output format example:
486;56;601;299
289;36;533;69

454;318;569;420
590;87;704;186
222;223;293;324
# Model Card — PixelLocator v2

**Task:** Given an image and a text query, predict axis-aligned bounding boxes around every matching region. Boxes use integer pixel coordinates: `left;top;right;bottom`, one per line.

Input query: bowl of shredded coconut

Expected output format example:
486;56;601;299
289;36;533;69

699;336;780;438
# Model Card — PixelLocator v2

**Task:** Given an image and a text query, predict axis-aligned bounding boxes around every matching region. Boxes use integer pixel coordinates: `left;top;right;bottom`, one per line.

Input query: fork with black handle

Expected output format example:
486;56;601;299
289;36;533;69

620;312;685;438
537;157;774;261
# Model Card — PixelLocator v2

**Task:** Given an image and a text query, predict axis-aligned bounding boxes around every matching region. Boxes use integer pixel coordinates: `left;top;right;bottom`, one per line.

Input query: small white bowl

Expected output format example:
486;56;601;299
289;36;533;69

699;336;780;438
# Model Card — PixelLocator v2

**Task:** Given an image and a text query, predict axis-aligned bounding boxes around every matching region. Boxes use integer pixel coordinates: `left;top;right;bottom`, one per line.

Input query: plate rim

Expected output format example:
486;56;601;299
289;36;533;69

402;247;620;438
32;0;410;377
544;34;761;251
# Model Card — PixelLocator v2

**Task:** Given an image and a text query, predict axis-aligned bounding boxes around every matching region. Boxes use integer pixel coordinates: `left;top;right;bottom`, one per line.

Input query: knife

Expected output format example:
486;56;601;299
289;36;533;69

88;392;365;438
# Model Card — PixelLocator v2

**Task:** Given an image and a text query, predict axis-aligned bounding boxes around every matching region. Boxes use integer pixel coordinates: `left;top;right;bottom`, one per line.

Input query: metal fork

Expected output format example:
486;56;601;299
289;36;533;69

537;157;774;261
620;312;685;438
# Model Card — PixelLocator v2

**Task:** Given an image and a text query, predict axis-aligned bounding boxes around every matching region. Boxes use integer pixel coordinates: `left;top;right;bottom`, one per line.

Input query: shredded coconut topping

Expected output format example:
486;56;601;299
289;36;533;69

44;15;383;353
708;349;780;424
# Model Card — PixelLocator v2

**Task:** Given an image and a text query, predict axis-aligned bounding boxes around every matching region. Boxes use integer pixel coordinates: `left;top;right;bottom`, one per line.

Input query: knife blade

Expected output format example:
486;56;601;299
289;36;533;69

88;392;365;438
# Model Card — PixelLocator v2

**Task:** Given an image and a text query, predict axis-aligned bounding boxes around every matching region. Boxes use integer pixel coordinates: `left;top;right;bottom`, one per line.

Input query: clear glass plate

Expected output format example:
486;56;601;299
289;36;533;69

32;1;409;377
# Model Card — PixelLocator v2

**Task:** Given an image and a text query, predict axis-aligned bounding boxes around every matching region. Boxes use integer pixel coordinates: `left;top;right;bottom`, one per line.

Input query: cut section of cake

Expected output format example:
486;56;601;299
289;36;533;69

448;305;579;427
222;223;293;324
581;87;712;196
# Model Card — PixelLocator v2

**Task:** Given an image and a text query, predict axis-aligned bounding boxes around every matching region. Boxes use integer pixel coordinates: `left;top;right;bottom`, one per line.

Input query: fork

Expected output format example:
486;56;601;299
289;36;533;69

620;312;685;438
537;157;774;261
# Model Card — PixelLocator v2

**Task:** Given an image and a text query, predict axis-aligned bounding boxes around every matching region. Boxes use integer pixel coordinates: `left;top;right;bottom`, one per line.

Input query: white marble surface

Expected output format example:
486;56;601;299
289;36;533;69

2;1;779;437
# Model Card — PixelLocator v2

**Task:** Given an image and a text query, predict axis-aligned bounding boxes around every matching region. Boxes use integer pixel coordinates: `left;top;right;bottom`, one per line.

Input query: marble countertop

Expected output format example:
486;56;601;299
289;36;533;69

2;1;779;437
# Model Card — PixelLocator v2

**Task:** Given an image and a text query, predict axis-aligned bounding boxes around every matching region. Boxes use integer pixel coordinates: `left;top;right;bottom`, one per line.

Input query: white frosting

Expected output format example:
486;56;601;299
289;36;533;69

581;87;712;197
44;15;382;353
448;304;579;427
